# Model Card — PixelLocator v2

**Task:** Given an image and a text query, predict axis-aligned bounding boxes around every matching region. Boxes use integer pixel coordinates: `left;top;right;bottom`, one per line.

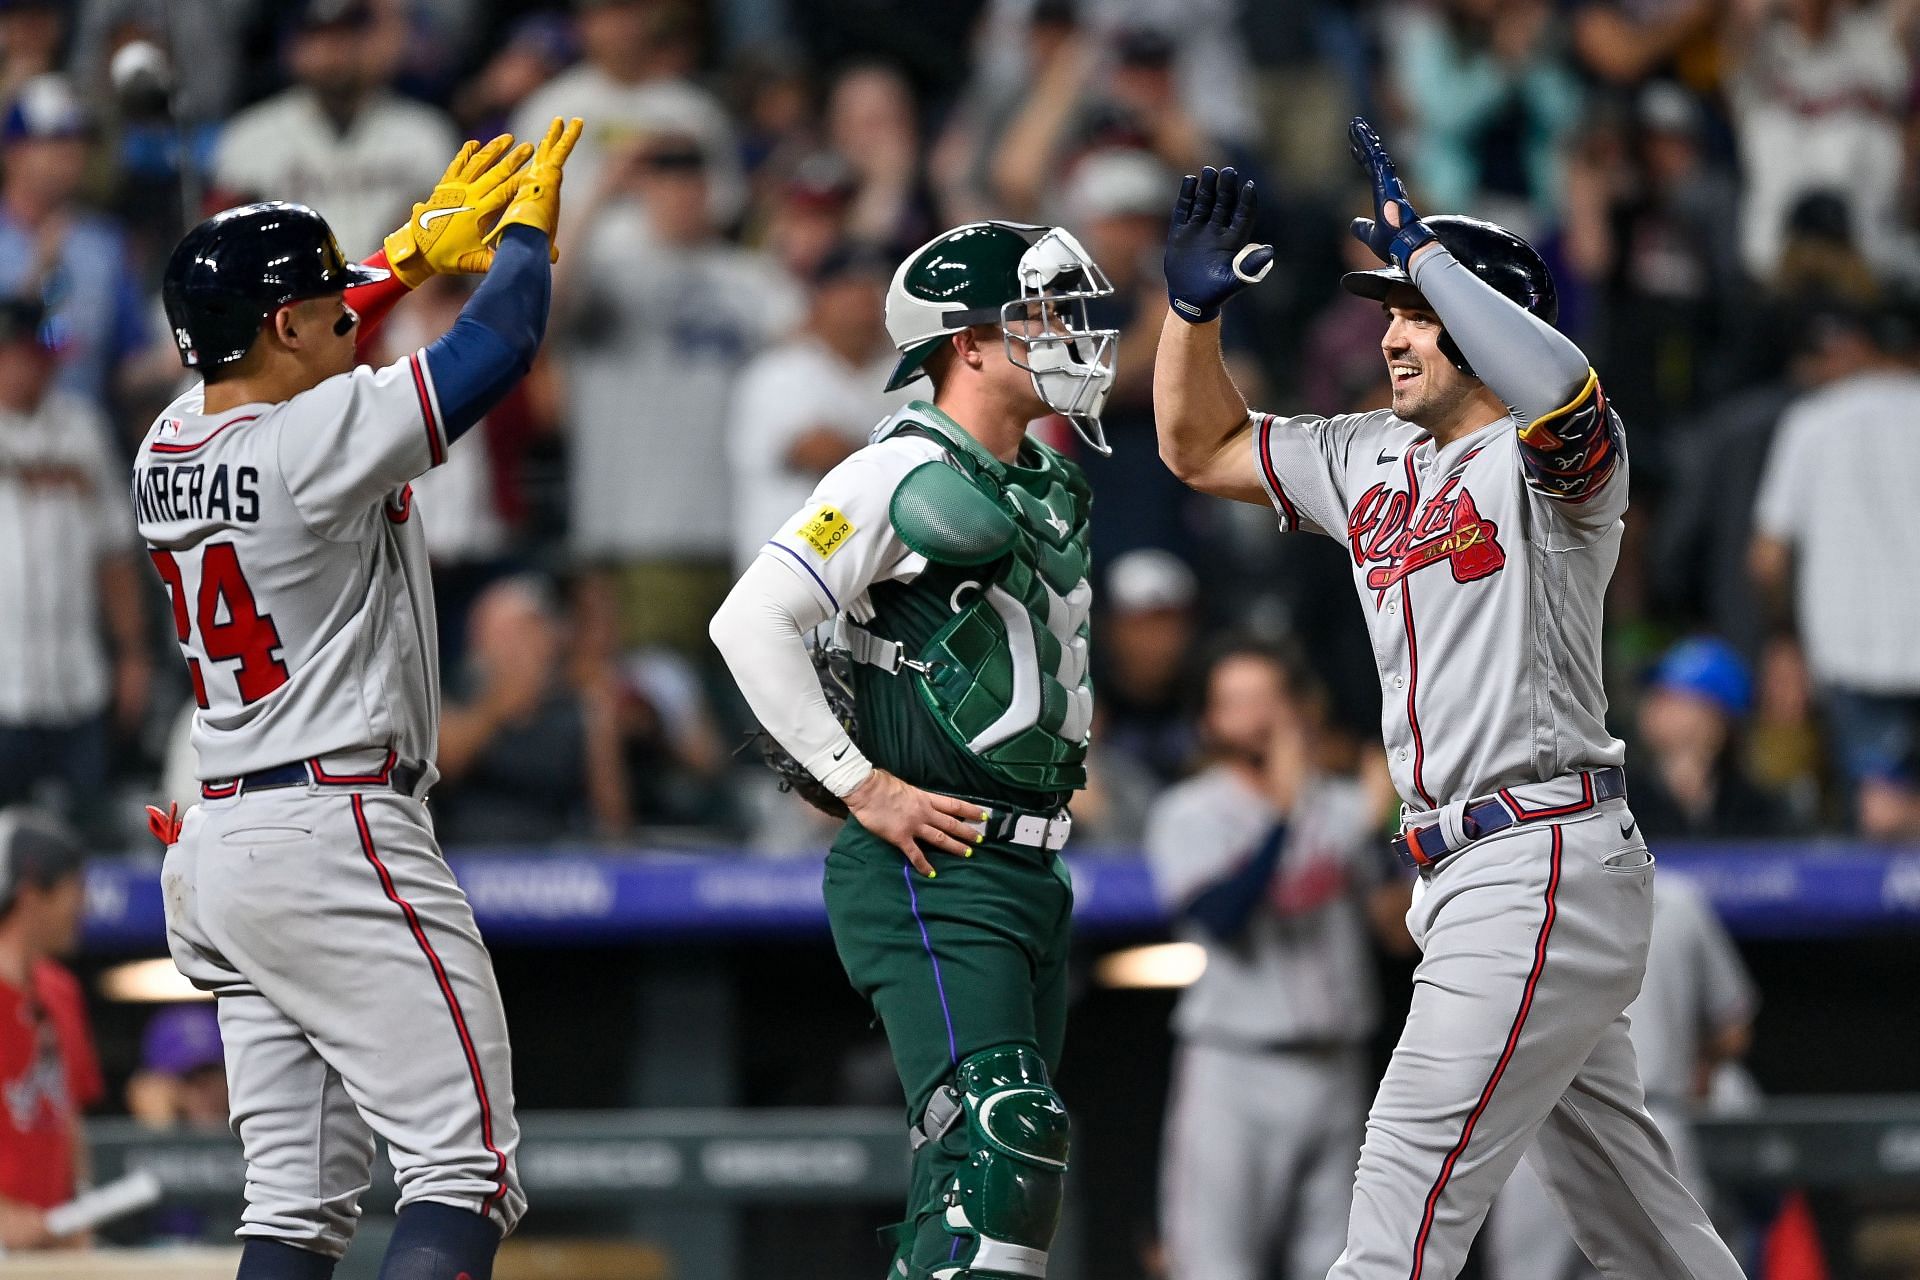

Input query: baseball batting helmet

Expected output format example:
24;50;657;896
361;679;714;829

162;201;387;371
1341;214;1556;376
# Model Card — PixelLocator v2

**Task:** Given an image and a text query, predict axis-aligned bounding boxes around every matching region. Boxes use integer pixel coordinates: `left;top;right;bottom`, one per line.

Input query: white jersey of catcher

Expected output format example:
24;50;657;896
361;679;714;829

133;354;450;782
1252;385;1627;809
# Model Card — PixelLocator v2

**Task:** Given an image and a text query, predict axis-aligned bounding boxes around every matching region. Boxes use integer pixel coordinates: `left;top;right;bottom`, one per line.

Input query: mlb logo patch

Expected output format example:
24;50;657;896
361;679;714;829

158;418;182;439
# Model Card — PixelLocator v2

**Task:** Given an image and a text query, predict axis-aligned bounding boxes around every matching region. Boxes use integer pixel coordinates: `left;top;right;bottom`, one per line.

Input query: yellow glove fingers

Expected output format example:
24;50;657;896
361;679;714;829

439;139;478;185
544;116;583;170
473;140;535;194
460;133;517;184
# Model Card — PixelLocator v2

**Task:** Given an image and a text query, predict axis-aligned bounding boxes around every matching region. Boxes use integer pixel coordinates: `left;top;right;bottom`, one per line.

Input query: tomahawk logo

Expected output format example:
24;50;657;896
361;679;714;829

1347;474;1506;599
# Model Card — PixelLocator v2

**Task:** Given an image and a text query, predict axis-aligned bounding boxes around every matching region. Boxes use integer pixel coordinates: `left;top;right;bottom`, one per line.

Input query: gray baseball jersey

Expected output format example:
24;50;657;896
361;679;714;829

135;355;525;1254
1146;765;1385;1046
1147;765;1387;1280
1251;401;1625;810
133;359;447;782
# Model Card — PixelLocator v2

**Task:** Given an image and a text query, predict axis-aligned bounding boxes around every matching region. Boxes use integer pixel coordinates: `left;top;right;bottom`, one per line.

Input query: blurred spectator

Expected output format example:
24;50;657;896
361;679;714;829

0;74;153;411
437;577;630;842
1066;148;1215;565
0;0;63;107
1562;84;1740;437
1569;0;1724;91
557;130;800;653
966;0;1259;156
211;0;459;258
569;576;733;830
0;808;101;1251
822;63;929;249
1727;0;1916;282
1300;225;1397;416
1098;549;1201;782
372;273;515;663
1146;643;1406;1280
1751;301;1920;836
125;1003;228;1132
70;0;253;124
1068;701;1161;847
1487;871;1756;1279
987;23;1218;221
1386;0;1583;223
513;0;745;231
0;296;148;834
1629;636;1797;838
1747;635;1827;827
758;151;859;280
124;1002;226;1241
450;11;578;138
727;242;907;570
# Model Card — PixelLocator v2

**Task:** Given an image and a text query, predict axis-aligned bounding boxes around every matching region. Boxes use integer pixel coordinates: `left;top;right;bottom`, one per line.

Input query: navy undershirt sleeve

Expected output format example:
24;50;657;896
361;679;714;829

1182;820;1289;942
421;224;551;442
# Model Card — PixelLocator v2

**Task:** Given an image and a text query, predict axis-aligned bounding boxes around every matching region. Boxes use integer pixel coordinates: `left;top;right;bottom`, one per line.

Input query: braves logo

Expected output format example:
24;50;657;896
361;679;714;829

1347;470;1506;600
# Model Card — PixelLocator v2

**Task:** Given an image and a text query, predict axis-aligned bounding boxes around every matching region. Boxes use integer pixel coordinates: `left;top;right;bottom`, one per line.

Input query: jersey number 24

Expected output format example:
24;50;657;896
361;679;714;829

149;545;291;708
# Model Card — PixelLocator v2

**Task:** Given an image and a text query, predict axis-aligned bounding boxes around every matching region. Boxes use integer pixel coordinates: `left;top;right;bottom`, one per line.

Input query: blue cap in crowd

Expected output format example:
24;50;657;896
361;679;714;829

1649;637;1753;718
141;1004;225;1077
2;74;91;145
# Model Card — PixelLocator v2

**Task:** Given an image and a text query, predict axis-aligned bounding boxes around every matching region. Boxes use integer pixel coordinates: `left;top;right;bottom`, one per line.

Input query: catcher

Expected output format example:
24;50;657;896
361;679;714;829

710;220;1116;1280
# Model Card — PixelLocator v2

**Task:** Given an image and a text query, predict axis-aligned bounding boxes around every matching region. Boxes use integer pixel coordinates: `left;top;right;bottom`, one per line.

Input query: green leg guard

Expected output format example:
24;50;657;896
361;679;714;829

926;1045;1070;1280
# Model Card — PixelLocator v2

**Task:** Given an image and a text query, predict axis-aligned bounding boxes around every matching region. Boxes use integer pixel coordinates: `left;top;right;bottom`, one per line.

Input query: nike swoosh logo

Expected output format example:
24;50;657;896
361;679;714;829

1378;450;1397;465
832;745;849;761
1619;817;1636;838
418;205;471;230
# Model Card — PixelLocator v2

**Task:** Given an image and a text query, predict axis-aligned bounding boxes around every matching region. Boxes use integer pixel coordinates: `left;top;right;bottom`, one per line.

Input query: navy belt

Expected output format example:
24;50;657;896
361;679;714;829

1392;767;1627;871
202;751;423;800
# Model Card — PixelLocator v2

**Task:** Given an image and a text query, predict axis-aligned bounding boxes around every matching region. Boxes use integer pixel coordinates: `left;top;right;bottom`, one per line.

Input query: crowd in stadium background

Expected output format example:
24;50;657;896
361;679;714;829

1;0;1916;855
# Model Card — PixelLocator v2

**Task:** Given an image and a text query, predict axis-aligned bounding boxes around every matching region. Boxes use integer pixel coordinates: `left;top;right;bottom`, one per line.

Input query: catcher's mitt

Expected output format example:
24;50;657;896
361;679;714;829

746;644;858;818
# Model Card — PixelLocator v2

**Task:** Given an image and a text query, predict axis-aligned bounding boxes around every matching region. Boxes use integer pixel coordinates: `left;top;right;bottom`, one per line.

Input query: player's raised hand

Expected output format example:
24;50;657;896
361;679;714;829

1348;117;1435;271
486;116;584;262
382;132;535;287
844;768;989;878
1164;165;1274;324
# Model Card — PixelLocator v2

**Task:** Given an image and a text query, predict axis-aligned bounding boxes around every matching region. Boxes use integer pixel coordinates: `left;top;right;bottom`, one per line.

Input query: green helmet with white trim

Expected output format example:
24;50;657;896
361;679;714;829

884;221;1119;455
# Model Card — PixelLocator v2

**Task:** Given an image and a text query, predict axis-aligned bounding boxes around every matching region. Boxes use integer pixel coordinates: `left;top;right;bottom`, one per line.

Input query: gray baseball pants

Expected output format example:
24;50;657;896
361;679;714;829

1328;801;1744;1280
163;785;525;1257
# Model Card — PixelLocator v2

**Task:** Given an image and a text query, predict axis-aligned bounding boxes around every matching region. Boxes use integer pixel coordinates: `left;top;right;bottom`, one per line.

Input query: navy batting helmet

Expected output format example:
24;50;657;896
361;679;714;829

162;202;387;371
1341;214;1556;376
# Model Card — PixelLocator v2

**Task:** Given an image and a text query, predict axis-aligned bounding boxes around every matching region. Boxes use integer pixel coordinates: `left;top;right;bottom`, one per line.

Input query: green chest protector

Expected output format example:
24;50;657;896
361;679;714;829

837;403;1094;796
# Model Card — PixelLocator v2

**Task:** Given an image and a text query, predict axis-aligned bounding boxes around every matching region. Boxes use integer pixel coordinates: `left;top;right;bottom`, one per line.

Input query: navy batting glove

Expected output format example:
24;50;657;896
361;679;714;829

1164;165;1274;324
1348;117;1435;272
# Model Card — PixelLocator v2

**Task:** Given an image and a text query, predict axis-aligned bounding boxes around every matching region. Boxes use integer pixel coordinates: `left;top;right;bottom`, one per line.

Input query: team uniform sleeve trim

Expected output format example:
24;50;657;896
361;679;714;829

409;350;447;467
1514;369;1623;505
1252;413;1302;532
764;539;840;612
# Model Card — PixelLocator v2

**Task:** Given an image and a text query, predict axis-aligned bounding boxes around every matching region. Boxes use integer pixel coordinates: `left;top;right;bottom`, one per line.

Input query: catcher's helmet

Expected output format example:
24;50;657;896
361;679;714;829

162;201;387;371
1341;214;1556;376
885;220;1119;455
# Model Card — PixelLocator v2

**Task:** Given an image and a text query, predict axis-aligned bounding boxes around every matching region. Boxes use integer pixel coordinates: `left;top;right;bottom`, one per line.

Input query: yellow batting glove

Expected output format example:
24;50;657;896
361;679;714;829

383;132;535;287
484;116;583;261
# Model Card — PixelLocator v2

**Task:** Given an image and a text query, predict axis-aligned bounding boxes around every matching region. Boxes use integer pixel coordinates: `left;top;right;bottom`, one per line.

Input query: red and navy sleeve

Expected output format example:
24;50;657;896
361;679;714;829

1515;370;1624;506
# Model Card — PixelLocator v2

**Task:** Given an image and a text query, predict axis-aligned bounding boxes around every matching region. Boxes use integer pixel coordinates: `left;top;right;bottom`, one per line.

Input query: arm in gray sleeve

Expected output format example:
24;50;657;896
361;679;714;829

1412;244;1625;508
1408;244;1591;422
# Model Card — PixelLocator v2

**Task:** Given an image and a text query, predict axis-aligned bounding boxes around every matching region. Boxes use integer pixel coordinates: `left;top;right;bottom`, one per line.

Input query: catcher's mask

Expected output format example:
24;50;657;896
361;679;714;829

885;222;1119;455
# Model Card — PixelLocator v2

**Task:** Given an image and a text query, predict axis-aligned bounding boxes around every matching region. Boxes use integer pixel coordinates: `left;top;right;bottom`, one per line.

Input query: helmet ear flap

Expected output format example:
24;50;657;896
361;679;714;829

1438;329;1475;378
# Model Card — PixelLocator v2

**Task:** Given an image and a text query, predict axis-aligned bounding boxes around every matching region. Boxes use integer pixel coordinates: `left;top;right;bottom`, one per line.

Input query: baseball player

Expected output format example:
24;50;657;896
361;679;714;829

133;119;581;1280
709;221;1116;1280
1147;643;1407;1280
1151;120;1748;1280
1486;871;1758;1280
